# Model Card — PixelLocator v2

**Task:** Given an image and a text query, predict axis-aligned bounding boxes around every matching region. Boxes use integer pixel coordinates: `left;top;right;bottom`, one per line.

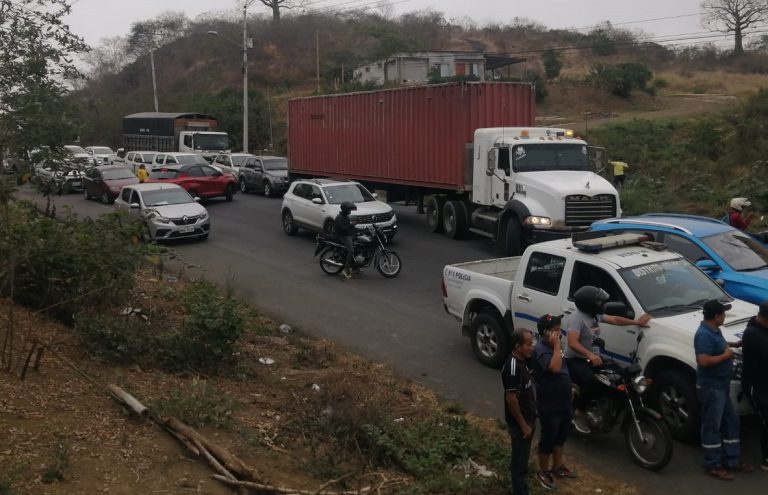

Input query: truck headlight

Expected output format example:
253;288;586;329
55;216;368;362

632;376;652;394
523;216;551;227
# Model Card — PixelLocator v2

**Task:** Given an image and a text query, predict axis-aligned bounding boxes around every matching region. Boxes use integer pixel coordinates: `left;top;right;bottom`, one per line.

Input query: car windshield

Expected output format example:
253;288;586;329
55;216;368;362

263;159;288;171
102;168;135;180
142;189;193;206
140;153;156;162
194;134;229;151
619;258;731;315
231;155;251;166
323;184;374;204
92;147;114;154
511;143;589;172
175;155;208;165
701;230;768;272
150;169;180;179
64;145;86;154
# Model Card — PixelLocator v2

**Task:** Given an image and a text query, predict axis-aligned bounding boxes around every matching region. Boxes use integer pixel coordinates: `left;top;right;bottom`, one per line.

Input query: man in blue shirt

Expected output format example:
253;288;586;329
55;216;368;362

694;299;752;480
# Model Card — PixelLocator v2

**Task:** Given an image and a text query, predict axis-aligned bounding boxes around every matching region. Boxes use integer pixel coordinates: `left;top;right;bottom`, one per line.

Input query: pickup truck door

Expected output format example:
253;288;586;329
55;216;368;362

565;260;640;364
512;250;569;331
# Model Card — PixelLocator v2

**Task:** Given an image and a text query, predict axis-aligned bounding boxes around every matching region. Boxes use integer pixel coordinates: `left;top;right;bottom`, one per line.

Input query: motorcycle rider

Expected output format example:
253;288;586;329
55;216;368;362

334;201;358;279
564;285;652;432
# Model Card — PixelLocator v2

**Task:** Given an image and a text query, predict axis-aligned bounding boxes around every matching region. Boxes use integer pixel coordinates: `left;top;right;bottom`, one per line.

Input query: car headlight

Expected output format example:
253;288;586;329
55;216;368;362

523;216;552;227
631;375;652;394
151;213;171;224
198;211;208;220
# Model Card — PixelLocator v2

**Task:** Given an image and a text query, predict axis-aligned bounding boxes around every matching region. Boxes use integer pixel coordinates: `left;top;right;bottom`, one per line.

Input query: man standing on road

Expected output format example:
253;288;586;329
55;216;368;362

609;157;629;187
532;314;577;491
742;301;768;472
695;299;753;480
502;329;536;495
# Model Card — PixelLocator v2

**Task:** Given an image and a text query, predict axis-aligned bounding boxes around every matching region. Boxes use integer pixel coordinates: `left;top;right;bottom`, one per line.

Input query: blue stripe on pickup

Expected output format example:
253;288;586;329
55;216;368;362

514;311;632;363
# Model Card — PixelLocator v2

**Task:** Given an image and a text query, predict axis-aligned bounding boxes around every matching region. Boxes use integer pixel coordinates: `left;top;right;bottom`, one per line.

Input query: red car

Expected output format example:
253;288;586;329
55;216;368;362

146;163;237;201
83;165;139;204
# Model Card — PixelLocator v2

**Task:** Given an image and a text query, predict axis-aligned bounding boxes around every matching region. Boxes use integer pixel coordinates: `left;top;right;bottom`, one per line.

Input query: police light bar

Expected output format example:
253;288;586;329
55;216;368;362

573;233;652;253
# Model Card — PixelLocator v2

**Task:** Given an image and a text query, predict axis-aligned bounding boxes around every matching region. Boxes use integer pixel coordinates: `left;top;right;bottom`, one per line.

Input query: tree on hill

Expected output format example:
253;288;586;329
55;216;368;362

541;49;563;80
259;0;302;23
702;0;768;55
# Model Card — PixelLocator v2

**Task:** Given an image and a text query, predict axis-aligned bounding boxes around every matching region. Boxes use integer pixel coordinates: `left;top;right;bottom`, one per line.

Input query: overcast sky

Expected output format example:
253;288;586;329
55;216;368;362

66;0;738;49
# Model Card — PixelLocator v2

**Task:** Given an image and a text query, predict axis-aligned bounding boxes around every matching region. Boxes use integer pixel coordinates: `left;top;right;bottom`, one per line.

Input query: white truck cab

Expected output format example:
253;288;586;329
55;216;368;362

178;131;230;161
442;233;752;442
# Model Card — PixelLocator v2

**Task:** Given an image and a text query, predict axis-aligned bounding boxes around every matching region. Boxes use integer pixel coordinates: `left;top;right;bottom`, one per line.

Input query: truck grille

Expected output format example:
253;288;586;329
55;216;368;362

565;194;616;227
171;215;199;226
354;212;394;224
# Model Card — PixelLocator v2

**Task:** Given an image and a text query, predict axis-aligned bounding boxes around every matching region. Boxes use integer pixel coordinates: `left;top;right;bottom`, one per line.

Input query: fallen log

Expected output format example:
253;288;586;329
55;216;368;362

108;384;149;416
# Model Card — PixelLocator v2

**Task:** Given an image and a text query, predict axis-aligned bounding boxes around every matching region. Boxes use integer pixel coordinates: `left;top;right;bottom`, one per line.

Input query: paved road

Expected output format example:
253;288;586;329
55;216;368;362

14;185;765;493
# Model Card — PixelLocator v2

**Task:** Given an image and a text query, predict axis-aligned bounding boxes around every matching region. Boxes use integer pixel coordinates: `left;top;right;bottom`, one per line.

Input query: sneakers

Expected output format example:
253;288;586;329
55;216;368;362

535;471;556;491
726;460;754;473
553;465;578;479
705;467;734;481
340;269;352;280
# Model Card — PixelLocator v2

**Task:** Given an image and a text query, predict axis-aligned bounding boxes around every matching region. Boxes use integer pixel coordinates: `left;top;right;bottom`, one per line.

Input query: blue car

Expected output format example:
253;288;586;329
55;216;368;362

590;213;768;304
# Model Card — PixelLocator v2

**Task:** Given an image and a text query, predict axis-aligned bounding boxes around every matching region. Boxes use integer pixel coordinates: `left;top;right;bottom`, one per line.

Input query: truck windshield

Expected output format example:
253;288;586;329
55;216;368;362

323;184;375;204
195;134;229;151
701;230;768;272
511;144;589;172
619;258;731;315
263;159;288;171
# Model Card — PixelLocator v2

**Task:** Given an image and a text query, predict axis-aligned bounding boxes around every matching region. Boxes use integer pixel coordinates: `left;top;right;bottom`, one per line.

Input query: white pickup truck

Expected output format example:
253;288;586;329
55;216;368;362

442;233;753;441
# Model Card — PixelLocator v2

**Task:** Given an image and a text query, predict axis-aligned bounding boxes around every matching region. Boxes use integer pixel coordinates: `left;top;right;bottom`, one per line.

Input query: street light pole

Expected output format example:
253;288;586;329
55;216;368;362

150;49;159;112
242;3;248;154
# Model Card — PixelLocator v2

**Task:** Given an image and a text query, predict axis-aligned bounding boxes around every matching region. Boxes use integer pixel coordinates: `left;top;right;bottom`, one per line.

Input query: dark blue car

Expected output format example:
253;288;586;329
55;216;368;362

590;213;768;304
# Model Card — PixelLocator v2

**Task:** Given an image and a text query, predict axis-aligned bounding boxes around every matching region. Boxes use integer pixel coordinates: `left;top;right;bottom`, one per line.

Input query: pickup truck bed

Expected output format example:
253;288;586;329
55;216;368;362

449;257;521;281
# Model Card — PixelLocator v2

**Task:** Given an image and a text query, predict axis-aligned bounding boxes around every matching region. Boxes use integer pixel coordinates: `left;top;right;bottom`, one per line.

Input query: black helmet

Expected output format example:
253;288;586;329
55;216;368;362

340;201;357;215
574;286;610;316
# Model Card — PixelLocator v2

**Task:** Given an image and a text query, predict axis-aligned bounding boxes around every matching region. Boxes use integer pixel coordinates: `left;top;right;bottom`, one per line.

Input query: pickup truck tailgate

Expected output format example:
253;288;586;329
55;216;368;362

443;257;521;321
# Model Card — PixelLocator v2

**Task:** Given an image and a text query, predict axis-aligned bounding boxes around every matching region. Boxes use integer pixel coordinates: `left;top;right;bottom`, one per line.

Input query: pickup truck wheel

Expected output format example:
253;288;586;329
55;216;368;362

653;371;699;443
425;196;444;233
470;312;510;368
225;184;234;202
443;200;469;239
502;216;524;256
282;210;299;235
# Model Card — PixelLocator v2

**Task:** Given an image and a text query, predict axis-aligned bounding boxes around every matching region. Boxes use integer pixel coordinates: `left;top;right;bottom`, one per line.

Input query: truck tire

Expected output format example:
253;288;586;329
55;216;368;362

425;196;444;233
501;216;523;256
443;200;469;239
652;371;699;443
470;312;510;369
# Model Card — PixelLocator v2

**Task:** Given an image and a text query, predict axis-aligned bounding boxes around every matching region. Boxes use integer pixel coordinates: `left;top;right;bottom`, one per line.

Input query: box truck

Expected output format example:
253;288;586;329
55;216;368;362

122;112;230;161
288;82;620;255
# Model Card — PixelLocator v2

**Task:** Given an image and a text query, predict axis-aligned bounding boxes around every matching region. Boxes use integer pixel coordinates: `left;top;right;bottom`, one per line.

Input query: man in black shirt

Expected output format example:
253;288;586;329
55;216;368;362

502;329;536;495
743;301;768;471
334;202;357;279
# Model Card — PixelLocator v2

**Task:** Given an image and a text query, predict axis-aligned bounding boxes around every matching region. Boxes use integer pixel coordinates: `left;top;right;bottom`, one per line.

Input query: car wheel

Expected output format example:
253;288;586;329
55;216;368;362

264;181;273;198
652;370;699;443
225;184;234;202
282;209;298;235
101;191;112;204
239;177;248;193
470;311;510;368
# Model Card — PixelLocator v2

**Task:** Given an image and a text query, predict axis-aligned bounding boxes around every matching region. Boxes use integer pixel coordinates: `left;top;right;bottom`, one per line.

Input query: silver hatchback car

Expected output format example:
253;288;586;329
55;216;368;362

114;183;210;241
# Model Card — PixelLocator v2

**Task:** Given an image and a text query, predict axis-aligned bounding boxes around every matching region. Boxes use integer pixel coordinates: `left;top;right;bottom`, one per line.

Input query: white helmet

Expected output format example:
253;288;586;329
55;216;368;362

730;197;752;211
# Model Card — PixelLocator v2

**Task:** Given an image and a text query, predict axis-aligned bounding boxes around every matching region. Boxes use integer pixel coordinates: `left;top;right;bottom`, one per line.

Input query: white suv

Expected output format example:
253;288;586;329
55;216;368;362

281;179;398;241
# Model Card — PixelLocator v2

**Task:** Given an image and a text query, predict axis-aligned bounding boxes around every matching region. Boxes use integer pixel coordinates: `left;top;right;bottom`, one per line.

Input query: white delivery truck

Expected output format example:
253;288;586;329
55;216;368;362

442;233;752;441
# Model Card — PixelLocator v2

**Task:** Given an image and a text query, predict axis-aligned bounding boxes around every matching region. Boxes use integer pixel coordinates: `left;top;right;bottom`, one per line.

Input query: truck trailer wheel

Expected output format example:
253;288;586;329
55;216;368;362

425;196;445;233
443;200;469;239
470;312;510;368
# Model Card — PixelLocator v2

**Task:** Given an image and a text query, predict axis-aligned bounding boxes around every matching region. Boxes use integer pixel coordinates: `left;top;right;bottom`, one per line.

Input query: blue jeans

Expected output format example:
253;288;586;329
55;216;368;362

697;385;740;469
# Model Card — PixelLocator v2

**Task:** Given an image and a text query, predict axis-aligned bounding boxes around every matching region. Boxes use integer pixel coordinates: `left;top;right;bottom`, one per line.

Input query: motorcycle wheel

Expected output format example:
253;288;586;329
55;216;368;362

374;251;402;278
319;247;345;275
624;412;673;471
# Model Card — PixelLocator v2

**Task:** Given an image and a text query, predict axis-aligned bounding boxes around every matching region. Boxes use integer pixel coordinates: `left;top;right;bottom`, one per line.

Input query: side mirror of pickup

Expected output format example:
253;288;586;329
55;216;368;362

603;301;628;318
696;259;720;273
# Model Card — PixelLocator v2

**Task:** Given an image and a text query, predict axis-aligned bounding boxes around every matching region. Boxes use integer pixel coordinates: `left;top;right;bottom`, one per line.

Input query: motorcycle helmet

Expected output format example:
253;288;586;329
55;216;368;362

730;197;751;212
574;285;610;316
340;201;357;215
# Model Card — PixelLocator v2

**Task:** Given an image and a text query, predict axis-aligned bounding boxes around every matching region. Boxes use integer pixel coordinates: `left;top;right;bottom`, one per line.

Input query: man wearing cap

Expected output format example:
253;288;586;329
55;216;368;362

532;314;577;491
742;301;768;472
695;299;752;480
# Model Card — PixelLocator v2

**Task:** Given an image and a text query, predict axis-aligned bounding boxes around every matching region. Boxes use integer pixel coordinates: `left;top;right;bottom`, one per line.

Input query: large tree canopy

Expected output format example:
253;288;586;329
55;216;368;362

701;0;768;55
0;0;88;152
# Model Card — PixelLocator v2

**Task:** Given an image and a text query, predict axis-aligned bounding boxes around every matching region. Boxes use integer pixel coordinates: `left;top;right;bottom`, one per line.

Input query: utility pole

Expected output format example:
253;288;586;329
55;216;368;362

316;30;320;92
267;87;273;151
150;49;159;112
242;2;249;154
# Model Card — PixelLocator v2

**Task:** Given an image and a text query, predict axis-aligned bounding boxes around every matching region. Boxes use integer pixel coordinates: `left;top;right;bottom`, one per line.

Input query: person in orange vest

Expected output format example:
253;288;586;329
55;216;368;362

136;163;149;183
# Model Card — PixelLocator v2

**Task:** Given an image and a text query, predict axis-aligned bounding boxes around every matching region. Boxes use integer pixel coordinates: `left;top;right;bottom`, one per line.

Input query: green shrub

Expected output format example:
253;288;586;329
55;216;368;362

541;49;563;80
590;63;652;98
151;378;238;427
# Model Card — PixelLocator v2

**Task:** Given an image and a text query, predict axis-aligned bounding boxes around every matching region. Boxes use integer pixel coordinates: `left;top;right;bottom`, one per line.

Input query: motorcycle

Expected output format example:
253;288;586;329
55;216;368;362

572;329;673;471
314;224;402;278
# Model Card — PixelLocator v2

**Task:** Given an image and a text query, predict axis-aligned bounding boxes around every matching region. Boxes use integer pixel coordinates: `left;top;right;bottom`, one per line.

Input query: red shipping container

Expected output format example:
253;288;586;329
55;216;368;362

288;82;535;191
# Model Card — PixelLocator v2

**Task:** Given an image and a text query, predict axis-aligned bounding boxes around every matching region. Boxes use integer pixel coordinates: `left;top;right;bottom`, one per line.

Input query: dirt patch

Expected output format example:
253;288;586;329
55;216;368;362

0;273;641;495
